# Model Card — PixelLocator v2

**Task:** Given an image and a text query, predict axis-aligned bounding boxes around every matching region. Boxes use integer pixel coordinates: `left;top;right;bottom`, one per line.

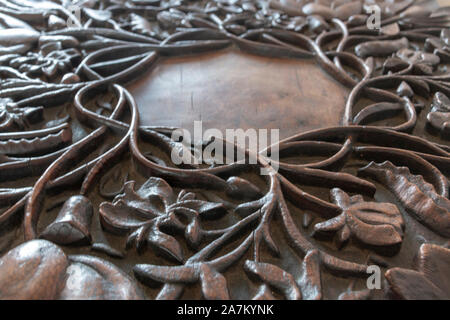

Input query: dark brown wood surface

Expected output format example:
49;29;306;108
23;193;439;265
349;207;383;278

0;0;448;301
131;49;348;139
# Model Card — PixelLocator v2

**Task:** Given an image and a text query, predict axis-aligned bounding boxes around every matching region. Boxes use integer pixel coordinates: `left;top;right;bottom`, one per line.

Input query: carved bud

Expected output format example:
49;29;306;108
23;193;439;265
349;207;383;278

40;195;93;246
226;176;262;200
61;73;81;84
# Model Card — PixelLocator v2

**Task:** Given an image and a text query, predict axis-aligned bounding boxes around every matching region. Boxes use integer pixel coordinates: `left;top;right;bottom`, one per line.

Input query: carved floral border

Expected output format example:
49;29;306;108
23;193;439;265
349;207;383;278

0;0;449;300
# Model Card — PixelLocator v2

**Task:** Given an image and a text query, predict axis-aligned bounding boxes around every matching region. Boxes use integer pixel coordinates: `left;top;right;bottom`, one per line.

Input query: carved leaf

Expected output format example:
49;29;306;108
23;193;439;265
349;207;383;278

383;57;409;74
185;218;202;248
314;188;404;247
83;8;112;22
99;199;150;234
338;289;371;300
396;81;413;98
178;189;196;201
0;28;40;47
157;9;187;29
147;225;184;262
417;243;450;293
126;224;150;252
400;5;432;18
413;63;433;75
1;0;449;301
234;198;265;217
158;211;185;230
156;284;184;300
301;3;335;20
8;0;59;9
359;161;450;237
387;269;445;299
0;12;34;29
133;264;199;285
99;178;176;233
380;23;399;36
335;1;362;21
225;176;262;200
252;284;276;300
0;100;43;132
130;14;155;36
172;199;225;218
385;244;450;299
396;48;440;67
427;92;450;134
298;250;322;300
244;260;301;300
199;264;230;300
355;37;408;58
119;181;163;215
136;177;176;207
0;128;71;155
307;15;329;33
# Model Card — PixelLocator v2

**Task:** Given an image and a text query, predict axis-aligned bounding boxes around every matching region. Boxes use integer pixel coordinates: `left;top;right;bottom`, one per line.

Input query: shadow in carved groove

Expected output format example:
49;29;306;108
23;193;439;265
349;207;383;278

0;0;448;300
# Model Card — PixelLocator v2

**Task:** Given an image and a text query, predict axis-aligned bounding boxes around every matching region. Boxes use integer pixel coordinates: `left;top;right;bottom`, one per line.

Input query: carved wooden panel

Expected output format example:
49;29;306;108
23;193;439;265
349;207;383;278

0;0;449;300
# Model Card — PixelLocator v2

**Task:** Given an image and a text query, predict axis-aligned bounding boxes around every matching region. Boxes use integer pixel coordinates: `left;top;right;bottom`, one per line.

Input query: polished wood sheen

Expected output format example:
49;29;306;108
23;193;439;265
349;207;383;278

130;49;349;139
0;0;448;301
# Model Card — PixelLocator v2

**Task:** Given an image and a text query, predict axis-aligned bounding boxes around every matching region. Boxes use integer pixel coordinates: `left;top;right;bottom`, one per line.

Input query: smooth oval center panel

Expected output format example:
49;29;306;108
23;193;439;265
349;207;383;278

130;49;349;140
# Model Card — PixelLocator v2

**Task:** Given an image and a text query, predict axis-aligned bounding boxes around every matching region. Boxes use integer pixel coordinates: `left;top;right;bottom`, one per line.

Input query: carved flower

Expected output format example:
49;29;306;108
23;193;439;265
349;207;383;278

396;47;440;74
385;243;450;299
313;188;404;247
99;177;225;261
0;97;43;131
7;48;81;80
124;9;192;39
427;91;450;134
383;47;440;75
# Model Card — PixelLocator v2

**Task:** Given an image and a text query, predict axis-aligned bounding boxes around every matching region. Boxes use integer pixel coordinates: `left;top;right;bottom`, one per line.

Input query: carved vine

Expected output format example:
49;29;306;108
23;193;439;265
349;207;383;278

0;0;449;300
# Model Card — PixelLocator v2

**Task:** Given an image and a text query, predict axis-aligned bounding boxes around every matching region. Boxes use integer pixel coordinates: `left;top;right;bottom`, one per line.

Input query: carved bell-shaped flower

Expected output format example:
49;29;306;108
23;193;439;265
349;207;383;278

40;195;93;246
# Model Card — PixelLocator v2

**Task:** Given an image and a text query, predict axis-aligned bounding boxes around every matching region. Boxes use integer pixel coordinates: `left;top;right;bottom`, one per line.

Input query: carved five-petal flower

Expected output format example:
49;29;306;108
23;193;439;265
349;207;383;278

99;177;225;261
